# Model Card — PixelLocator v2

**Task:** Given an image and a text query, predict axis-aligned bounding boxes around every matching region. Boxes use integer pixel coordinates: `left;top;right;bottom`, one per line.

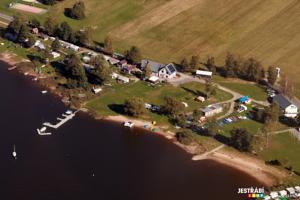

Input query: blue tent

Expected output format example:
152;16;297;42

239;96;249;103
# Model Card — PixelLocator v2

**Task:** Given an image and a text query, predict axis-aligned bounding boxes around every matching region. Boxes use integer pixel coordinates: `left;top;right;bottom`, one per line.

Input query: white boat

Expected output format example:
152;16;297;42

12;145;17;159
124;121;134;128
41;90;48;94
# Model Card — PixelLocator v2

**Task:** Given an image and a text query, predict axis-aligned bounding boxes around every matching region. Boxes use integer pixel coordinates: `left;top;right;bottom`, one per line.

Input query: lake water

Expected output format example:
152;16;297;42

0;61;263;200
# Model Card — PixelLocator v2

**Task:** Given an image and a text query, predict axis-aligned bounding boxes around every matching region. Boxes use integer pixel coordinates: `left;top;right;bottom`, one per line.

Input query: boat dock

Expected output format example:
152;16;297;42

43;110;79;129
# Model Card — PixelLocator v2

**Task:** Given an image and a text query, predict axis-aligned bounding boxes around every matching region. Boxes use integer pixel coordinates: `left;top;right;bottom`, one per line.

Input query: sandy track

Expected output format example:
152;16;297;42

113;0;203;39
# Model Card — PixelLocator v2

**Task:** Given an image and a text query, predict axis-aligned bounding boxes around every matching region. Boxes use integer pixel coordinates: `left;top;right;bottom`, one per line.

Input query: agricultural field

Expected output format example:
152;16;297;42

1;0;300;96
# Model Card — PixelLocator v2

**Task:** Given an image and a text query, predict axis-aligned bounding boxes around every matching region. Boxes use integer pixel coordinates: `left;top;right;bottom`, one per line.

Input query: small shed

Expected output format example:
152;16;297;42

195;96;206;102
201;104;223;117
196;70;213;78
149;76;159;83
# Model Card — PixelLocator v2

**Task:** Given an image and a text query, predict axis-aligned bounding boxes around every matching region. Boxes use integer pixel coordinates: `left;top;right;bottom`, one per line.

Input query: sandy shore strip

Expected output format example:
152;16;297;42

202;148;287;187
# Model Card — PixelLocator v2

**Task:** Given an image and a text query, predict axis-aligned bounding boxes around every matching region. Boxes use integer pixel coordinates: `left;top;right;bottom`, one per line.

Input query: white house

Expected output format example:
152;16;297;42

196;70;213;78
201;104;223;117
273;94;298;118
141;60;177;79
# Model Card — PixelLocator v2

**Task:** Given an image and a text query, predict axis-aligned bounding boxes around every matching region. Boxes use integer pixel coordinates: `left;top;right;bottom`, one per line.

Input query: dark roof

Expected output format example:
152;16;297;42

165;63;177;75
273;94;292;109
141;60;165;73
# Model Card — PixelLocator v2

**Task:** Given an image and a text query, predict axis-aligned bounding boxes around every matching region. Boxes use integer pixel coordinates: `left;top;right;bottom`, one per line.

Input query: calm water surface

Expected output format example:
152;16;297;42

0;61;263;200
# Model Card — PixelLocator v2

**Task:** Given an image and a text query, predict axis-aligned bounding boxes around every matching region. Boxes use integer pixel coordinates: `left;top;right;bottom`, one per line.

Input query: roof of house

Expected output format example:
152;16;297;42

201;104;222;113
273;94;294;109
165;63;177;75
141;60;165;73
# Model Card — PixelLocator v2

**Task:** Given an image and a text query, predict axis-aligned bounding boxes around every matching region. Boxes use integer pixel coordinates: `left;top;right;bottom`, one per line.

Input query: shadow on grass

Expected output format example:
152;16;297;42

108;104;125;115
214;134;231;145
181;86;206;97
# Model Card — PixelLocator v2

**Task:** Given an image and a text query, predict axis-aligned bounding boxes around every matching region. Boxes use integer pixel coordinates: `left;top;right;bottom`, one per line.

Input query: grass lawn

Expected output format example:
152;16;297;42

219;82;268;101
219;118;263;137
86;81;232;125
258;132;300;172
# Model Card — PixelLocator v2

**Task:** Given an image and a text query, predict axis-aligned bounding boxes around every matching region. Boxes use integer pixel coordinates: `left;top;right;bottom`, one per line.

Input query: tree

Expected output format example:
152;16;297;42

25;35;35;48
104;35;113;54
65;54;88;88
162;96;185;117
279;75;294;99
205;79;217;98
176;130;194;145
192;109;202;122
245;58;264;82
44;17;58;36
190;55;200;72
180;58;190;72
58;22;73;41
206;56;216;74
125;46;142;64
264;103;280;125
68;1;86;20
40;47;52;64
124;97;146;117
206;117;218;137
223;53;237;78
92;59;111;84
267;66;277;85
7;14;26;35
51;38;61;51
143;64;152;79
17;24;30;43
78;28;93;47
230;128;253;152
30;18;40;28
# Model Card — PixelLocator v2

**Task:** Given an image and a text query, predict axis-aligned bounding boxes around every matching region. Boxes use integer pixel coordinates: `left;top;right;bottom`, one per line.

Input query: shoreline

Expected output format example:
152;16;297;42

0;52;287;188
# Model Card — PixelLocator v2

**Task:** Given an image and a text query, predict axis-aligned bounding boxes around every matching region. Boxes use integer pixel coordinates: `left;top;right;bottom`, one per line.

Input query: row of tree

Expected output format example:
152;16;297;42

6;15;35;47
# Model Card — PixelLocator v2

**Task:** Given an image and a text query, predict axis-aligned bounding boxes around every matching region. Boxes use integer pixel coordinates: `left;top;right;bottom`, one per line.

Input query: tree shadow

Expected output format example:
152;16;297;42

107;104;125;115
214;134;231;145
279;116;298;127
64;8;72;18
181;86;206;97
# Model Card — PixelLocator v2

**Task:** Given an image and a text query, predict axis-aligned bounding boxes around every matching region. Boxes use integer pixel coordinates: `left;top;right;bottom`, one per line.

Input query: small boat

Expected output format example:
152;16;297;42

66;110;73;115
124;121;134;128
12;145;17;159
41;90;47;94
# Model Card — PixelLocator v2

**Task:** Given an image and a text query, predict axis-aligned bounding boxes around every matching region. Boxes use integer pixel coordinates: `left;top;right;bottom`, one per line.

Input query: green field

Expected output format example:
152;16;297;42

86;81;232;124
258;132;300;172
1;0;300;97
219;82;268;101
